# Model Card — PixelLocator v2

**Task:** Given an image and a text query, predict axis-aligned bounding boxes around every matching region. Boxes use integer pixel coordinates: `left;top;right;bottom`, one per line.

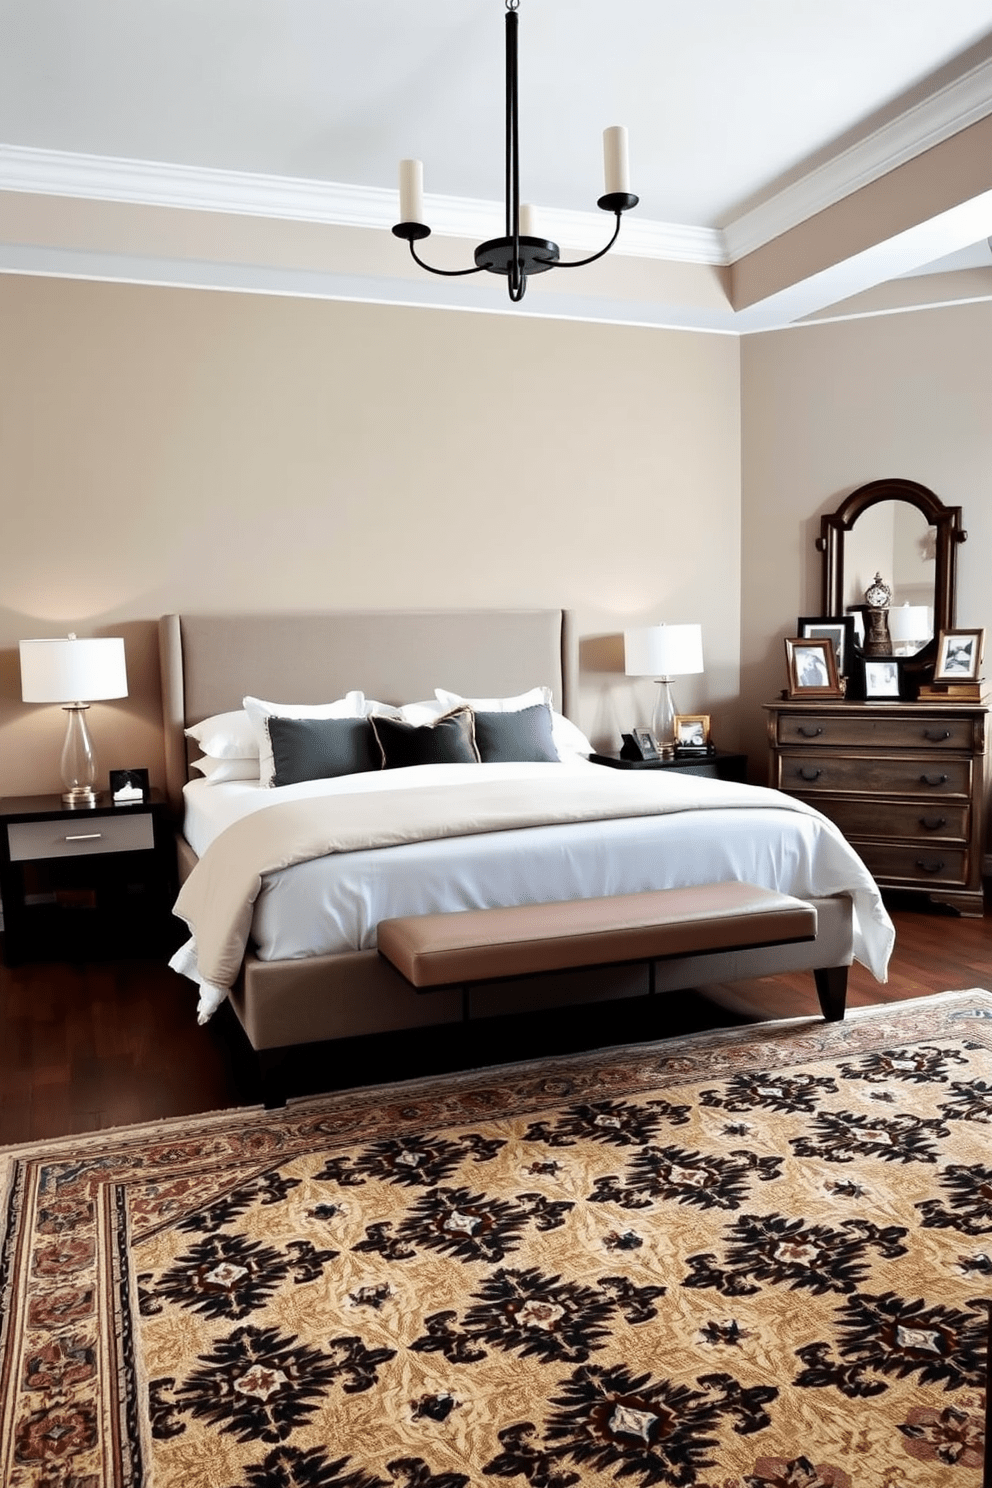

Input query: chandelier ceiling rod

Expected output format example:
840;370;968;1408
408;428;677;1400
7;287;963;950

392;0;638;304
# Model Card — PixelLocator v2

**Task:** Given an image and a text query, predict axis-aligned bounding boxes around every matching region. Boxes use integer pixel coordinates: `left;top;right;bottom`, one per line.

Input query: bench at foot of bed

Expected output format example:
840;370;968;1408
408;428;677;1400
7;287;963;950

378;881;846;1023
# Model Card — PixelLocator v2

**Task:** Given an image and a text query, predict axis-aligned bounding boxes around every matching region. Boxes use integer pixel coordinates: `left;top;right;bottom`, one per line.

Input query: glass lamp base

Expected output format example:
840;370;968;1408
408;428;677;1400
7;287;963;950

60;703;100;807
652;679;677;759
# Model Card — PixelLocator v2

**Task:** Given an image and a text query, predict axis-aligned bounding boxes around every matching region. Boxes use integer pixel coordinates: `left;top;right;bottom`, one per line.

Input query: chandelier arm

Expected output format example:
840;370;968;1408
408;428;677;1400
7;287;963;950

407;240;492;278
545;212;624;270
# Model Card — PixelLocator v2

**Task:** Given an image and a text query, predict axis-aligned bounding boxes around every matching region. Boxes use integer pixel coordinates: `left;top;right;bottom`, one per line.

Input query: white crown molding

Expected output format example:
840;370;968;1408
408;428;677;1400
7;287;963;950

0;144;725;266
724;48;992;260
1;43;987;292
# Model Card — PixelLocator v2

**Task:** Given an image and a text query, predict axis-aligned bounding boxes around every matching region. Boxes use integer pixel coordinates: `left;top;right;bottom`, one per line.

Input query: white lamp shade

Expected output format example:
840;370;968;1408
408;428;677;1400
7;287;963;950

20;636;128;703
624;624;703;678
887;605;931;643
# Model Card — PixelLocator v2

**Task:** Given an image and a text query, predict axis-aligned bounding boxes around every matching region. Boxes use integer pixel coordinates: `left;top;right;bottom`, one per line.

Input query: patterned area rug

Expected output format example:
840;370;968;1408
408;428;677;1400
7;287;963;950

2;992;990;1488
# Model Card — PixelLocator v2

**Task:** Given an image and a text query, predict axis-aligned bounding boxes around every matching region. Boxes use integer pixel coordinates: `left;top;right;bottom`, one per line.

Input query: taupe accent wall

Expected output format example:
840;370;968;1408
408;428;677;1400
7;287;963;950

0;276;742;797
741;301;992;776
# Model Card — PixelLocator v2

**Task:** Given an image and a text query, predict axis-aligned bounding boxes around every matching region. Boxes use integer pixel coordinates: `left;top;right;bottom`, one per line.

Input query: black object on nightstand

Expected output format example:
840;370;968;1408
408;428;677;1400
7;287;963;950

0;790;178;965
590;750;748;783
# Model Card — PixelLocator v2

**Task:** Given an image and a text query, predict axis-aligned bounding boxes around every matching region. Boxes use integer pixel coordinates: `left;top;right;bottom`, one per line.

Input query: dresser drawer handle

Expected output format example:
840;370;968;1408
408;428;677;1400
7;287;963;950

64;832;103;842
919;816;947;831
920;773;948;787
797;767;822;782
916;858;946;875
922;729;952;741
797;726;824;738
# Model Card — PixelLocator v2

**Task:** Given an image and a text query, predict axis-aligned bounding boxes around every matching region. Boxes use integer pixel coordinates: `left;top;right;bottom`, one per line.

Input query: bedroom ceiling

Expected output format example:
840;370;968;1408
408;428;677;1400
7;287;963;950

2;0;992;332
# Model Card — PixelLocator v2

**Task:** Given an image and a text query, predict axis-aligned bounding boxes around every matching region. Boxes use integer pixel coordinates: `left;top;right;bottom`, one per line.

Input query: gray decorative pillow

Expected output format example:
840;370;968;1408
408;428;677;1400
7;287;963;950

370;706;480;768
472;703;560;763
268;715;380;787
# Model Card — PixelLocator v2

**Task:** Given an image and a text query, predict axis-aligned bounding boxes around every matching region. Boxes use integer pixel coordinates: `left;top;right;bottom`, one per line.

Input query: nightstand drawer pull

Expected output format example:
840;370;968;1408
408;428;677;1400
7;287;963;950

916;858;946;874
64;832;103;842
919;816;948;831
797;767;822;781
797;726;823;738
922;729;952;741
920;773;948;787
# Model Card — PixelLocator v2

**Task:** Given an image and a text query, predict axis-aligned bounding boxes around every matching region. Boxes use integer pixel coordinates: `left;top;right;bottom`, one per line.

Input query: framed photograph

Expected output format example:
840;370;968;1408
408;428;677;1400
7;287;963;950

109;768;150;805
798;614;857;676
784;637;843;699
863;659;901;700
933;628;984;682
631;727;661;762
674;714;711;750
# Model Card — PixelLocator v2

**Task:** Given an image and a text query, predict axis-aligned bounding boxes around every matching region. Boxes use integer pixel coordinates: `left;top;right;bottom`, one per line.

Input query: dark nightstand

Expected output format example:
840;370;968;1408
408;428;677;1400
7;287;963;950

590;750;749;783
0;790;178;965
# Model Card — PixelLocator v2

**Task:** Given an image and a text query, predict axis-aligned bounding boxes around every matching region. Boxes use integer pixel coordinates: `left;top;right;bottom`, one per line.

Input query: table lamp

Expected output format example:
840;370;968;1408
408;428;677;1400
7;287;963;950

887;603;931;657
19;634;128;807
624;623;704;757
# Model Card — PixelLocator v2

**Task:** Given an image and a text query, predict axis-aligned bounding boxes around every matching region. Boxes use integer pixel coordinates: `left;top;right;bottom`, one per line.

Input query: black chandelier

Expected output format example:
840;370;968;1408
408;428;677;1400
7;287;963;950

392;0;638;303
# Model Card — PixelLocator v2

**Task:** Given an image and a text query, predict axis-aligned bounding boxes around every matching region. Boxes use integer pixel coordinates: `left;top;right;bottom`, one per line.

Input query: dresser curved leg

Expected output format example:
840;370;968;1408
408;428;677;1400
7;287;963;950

814;965;848;1021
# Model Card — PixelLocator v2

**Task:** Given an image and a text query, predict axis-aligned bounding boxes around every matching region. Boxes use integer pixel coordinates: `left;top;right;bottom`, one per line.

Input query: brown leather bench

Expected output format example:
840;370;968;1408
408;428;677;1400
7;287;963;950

378;881;844;1021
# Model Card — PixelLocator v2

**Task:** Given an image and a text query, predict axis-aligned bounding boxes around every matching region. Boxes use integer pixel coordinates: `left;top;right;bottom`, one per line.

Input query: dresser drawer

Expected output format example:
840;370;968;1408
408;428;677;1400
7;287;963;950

810;797;969;842
775;713;977;750
856;841;968;887
777;752;972;798
7;813;155;862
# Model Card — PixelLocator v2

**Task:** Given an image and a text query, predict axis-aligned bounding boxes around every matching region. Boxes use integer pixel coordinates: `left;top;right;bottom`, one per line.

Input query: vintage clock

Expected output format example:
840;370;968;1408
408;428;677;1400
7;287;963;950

863;572;893;656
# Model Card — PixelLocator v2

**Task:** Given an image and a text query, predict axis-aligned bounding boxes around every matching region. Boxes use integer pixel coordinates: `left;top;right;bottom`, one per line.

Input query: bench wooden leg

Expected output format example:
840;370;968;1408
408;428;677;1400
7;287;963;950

813;966;848;1022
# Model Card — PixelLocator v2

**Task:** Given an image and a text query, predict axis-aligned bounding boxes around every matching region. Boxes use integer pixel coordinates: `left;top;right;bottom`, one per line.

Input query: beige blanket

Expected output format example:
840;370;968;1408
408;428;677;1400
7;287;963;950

173;771;823;990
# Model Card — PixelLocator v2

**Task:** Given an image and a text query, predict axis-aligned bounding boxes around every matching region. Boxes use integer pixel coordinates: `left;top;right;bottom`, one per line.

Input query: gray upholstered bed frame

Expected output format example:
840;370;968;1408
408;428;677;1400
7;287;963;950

159;610;854;1059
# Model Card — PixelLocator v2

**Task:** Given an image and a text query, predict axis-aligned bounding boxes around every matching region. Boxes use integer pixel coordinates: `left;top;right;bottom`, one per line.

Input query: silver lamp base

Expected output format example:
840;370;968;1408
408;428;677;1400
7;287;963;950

62;784;100;808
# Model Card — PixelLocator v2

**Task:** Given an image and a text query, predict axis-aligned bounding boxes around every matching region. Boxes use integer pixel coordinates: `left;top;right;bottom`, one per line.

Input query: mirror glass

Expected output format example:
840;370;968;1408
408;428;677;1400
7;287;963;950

844;500;935;655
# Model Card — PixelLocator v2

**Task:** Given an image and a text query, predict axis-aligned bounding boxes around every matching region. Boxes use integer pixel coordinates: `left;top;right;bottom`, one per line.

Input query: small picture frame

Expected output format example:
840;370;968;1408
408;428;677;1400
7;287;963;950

109;768;150;805
798;615;857;677
631;727;661;762
785;637;843;699
863;659;902;700
933;628;984;683
674;714;711;751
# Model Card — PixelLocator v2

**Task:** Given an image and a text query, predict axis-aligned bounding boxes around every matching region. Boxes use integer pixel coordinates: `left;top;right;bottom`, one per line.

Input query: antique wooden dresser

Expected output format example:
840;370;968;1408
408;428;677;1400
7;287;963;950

765;699;988;916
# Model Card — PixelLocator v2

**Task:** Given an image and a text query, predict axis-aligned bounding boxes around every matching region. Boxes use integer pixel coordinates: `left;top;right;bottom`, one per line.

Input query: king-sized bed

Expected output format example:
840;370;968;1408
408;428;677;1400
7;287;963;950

160;609;894;1070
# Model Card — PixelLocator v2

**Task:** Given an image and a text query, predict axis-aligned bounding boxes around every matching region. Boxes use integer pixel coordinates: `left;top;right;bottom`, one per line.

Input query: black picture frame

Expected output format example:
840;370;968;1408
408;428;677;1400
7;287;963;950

862;658;903;701
798;614;857;676
109;768;150;805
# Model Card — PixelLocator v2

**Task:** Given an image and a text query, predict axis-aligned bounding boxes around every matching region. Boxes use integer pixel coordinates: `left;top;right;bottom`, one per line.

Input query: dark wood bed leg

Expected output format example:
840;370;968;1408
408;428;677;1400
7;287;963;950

257;1049;290;1109
814;966;848;1022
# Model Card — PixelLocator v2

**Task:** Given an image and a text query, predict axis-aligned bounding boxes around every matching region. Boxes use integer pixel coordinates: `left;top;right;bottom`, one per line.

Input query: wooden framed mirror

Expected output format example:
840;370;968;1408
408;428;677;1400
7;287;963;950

817;478;966;664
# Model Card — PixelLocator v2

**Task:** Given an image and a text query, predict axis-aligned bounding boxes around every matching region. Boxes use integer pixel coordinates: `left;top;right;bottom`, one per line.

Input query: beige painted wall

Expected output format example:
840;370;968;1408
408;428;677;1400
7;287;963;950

0;276;742;798
741;301;992;776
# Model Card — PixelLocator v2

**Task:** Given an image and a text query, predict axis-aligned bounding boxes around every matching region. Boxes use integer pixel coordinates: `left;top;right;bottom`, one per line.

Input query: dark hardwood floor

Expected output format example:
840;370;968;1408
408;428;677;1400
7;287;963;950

2;890;991;1146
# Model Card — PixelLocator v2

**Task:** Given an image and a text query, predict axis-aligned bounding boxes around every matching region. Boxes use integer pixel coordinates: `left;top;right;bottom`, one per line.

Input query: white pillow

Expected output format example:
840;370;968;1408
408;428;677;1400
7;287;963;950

434;687;593;758
436;686;550;715
244;692;366;787
364;698;448;725
185;709;258;761
189;755;261;783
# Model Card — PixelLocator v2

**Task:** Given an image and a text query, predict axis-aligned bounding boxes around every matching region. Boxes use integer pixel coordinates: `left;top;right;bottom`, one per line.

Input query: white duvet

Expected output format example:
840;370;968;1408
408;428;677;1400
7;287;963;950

172;759;894;1023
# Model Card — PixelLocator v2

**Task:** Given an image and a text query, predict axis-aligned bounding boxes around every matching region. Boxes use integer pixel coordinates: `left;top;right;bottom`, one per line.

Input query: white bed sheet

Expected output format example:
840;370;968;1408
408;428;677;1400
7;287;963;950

180;762;894;982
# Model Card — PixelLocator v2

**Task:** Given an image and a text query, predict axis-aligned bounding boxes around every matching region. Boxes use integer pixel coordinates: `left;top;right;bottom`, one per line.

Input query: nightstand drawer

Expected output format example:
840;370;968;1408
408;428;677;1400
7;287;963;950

7;813;155;862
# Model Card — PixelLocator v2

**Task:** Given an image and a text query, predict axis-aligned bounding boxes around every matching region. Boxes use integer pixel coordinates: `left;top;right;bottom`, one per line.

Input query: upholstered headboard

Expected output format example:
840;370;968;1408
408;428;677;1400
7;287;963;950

159;609;571;815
